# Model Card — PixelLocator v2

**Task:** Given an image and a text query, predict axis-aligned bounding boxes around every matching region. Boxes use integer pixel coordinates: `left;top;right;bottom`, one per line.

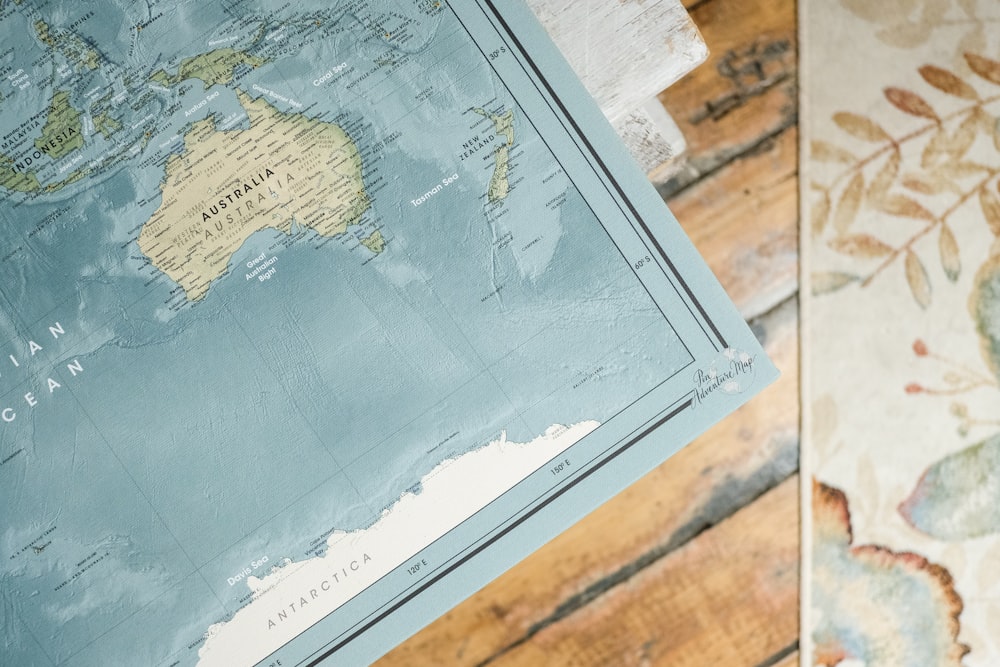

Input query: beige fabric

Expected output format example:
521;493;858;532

801;1;1000;664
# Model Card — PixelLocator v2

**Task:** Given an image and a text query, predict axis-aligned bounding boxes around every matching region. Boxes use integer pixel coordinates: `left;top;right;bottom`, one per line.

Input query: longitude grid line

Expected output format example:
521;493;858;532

249;364;694;664
3;2;712;664
0;6;440;664
15;615;57;667
478;0;728;350
11;0;484;362
295;22;684;445
258;368;696;664
54;382;229;663
456;19;704;358
192;6;528;476
296;394;694;666
257;390;691;666
351;203;536;441
251;1;716;659
214;300;374;514
228;3;470;118
260;359;700;663
0;9;222;661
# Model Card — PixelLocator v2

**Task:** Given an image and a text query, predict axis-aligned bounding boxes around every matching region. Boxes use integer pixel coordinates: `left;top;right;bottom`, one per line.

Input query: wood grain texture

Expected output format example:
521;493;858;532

531;0;706;174
668;127;798;320
529;0;706;122
651;0;796;189
773;649;800;667
376;296;799;666
375;0;802;663
482;477;799;667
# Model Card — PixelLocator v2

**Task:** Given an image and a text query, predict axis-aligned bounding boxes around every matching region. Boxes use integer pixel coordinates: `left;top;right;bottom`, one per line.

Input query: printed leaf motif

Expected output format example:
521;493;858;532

812;191;831;235
959;26;987;73
972;107;996;133
881;194;936;222
829;234;893;259
936;160;990;181
813;481;970;666
905;250;932;308
884;87;939;120
867;151;900;206
833;112;893;143
939;224;961;282
981;187;1000;237
899;434;1000;540
922;126;950;168
812;271;859;296
834;172;865;234
965;53;1000;86
944;113;979;162
812;140;857;164
969;254;1000;378
902;171;956;196
918;64;980;100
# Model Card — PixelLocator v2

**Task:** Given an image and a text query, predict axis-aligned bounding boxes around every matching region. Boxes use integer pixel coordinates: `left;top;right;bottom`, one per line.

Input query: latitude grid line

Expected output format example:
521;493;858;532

1;2;717;665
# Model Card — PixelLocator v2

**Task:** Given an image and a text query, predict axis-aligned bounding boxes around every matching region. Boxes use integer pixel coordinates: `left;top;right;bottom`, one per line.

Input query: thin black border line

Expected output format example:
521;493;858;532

454;23;708;355
294;390;692;663
299;396;692;666
252;1;717;661
255;361;692;666
478;0;728;351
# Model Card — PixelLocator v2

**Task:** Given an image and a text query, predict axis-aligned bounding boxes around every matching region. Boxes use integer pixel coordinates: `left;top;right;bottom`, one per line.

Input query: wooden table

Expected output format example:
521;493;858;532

378;0;801;663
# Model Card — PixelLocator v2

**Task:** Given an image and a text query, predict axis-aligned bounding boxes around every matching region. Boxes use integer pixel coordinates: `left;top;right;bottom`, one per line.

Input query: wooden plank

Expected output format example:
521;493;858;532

651;0;796;188
485;477;800;667
773;650;800;667
375;2;802;662
530;0;706;174
529;0;706;122
667;126;798;320
376;294;799;667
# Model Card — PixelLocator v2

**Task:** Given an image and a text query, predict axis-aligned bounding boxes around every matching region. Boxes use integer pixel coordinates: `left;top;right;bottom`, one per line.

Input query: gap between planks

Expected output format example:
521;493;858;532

480;477;800;666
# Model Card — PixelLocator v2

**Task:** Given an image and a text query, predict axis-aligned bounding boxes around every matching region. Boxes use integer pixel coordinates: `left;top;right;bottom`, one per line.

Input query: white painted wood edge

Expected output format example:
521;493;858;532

529;0;706;176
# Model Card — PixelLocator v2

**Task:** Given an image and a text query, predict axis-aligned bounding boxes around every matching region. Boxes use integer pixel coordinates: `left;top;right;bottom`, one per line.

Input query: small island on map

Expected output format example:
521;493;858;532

149;48;267;89
138;90;371;301
34;19;100;71
473;106;515;202
359;230;385;254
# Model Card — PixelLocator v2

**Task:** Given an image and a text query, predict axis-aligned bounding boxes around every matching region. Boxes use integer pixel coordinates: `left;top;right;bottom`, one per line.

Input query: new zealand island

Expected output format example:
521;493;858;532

138;90;370;301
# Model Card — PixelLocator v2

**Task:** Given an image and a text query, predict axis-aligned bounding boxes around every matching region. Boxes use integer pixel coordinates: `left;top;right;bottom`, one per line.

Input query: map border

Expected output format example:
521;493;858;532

256;2;760;665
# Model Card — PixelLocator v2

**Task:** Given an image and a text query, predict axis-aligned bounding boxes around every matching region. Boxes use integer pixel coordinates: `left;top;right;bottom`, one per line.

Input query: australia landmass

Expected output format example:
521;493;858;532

138;90;371;301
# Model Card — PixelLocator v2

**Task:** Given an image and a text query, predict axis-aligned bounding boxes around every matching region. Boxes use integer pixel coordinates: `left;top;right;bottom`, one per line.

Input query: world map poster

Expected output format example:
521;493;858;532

0;1;776;665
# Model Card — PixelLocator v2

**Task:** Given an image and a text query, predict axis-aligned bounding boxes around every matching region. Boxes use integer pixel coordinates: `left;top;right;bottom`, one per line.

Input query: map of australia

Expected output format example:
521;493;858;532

138;90;371;301
0;2;770;666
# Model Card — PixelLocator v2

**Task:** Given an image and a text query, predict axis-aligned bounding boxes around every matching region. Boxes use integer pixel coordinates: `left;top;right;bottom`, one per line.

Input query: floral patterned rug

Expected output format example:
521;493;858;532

801;1;1000;664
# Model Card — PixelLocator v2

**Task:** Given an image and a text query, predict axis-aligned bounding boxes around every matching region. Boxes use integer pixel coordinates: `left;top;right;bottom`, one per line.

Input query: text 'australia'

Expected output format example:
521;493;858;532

201;168;276;222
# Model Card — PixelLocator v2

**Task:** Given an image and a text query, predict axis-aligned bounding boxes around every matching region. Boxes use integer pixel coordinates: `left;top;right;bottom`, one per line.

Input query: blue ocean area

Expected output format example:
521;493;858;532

0;1;693;665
